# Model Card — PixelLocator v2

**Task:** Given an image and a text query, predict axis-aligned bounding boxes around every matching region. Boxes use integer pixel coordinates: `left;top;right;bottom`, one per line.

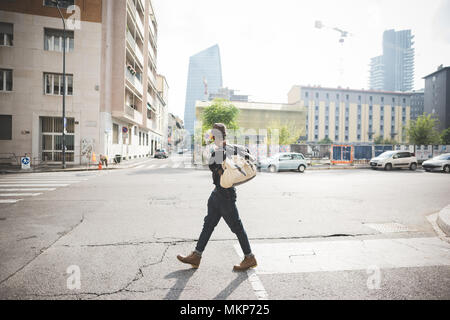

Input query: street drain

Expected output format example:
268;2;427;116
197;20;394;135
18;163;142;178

363;222;416;233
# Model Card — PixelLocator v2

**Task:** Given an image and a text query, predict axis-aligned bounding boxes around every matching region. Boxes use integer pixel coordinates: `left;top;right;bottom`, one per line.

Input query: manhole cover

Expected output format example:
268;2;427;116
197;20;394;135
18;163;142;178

363;222;415;233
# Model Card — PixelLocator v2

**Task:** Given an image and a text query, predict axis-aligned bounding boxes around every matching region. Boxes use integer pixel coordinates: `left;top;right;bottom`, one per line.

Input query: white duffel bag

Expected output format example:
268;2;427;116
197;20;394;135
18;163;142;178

220;146;257;188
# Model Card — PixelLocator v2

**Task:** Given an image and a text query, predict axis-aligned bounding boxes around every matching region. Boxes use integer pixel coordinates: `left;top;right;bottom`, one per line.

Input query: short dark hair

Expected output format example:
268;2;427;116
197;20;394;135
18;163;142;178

212;123;227;140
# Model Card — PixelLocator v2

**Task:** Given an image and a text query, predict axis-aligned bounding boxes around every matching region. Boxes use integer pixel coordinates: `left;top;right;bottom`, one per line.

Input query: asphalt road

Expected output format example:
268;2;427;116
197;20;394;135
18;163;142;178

0;155;449;300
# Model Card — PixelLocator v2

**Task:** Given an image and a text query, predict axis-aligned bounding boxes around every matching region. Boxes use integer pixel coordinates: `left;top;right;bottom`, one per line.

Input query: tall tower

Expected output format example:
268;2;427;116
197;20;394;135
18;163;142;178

369;29;415;92
184;44;223;135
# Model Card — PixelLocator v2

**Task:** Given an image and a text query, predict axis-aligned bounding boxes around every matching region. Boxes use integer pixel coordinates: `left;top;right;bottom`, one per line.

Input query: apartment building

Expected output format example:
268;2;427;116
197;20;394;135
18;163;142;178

0;0;168;165
288;86;412;144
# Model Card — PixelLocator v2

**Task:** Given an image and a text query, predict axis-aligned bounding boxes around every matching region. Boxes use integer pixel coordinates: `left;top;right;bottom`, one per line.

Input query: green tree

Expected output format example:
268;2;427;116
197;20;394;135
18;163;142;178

373;136;397;145
318;137;334;145
200;98;240;132
267;121;304;145
406;114;441;145
441;127;450;144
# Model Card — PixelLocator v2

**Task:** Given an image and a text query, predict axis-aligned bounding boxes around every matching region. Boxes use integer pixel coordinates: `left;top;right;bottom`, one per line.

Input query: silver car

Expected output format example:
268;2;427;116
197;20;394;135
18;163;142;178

257;152;308;173
422;153;450;173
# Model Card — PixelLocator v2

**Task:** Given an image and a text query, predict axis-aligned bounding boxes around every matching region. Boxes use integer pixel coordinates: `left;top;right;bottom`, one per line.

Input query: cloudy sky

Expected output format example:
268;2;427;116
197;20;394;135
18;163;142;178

152;0;450;120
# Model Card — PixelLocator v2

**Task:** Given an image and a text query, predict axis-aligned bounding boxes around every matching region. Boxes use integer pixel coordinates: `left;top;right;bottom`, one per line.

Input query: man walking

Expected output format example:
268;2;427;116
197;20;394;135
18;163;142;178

177;123;257;272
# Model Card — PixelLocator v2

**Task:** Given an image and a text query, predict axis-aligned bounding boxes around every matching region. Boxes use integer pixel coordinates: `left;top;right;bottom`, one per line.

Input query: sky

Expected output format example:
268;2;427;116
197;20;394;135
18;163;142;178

152;0;450;121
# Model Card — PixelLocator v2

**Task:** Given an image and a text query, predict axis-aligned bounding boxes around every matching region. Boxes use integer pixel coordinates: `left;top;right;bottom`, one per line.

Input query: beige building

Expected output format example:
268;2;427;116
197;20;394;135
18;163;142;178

0;0;168;165
195;100;307;143
288;86;412;144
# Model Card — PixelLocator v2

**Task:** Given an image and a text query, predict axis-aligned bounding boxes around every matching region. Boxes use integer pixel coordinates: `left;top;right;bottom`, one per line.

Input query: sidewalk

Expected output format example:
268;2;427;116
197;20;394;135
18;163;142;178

0;156;156;174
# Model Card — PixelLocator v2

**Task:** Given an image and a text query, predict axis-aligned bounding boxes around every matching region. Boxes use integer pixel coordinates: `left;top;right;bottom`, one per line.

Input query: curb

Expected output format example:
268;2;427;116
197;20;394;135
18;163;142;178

437;205;450;237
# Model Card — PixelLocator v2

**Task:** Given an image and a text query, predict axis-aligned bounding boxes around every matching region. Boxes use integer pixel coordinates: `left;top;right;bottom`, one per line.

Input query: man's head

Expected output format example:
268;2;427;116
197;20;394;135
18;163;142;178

212;123;227;147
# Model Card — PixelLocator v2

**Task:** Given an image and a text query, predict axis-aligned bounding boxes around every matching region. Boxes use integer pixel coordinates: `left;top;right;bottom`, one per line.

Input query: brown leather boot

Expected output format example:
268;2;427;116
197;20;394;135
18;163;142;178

177;252;201;269
233;255;257;272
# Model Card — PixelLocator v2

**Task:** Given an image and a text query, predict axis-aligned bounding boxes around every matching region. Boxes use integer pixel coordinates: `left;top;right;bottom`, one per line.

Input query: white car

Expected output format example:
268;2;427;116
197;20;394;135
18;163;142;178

422;153;450;173
370;151;418;171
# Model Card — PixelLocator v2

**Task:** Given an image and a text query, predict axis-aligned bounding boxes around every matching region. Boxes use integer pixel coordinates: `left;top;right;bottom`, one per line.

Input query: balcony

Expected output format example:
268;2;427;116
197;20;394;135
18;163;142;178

148;67;156;85
126;30;144;66
135;14;144;38
125;66;143;95
112;103;143;126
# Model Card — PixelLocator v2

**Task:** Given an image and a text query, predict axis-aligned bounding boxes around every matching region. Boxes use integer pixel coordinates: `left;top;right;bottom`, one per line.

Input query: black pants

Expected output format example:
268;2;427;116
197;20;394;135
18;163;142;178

195;188;252;256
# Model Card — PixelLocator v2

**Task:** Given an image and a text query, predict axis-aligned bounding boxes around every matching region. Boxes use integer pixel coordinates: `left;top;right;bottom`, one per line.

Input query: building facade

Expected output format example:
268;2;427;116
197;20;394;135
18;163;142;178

0;0;168;166
195;100;307;143
424;66;450;131
184;44;222;135
288;86;412;144
208;87;249;102
167;113;185;153
410;89;424;121
369;29;415;92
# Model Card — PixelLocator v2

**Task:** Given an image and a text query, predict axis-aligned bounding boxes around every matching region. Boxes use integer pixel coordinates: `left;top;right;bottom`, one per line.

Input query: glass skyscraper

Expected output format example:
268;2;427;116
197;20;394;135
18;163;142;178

184;44;223;135
369;29;415;92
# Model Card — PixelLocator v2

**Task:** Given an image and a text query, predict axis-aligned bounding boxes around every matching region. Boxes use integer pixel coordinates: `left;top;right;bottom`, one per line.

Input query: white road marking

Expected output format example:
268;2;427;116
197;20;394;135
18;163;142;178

171;162;182;168
159;164;168;169
0;193;42;197
146;164;156;169
0;188;56;192
0;184;69;187
234;246;269;300
243;237;450;275
0;180;83;184
0;199;21;204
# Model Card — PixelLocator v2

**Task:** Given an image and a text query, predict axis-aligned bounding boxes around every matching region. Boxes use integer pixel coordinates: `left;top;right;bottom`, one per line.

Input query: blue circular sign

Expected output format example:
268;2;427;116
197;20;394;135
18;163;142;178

21;157;30;165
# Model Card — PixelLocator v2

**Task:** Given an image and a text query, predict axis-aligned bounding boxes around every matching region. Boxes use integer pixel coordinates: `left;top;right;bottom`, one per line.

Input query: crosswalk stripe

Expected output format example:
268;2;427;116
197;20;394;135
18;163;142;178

0;188;56;192
0;180;83;183
172;162;182;168
0;199;21;204
0;193;42;197
159;164;168;169
0;184;69;187
133;165;145;169
146;164;156;169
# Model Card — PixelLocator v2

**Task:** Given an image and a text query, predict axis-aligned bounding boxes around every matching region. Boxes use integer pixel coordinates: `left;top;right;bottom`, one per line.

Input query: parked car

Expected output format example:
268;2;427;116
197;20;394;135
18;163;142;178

370;151;418;171
422;153;450;173
154;149;168;159
257;152;308;173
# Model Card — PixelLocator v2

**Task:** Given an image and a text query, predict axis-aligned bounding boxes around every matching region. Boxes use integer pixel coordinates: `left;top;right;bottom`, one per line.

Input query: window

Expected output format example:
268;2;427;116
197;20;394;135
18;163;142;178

43;0;74;8
0;22;13;46
113;124;119;144
0;69;12;91
44;28;74;52
0;115;12;140
305;92;309;98
40;116;75;162
346;94;349;100
381;97;384;103
44;73;73;96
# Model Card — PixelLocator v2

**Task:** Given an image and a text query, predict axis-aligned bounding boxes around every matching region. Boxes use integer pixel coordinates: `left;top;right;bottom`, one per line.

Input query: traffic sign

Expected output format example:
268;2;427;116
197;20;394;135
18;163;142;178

21;157;31;170
122;127;128;133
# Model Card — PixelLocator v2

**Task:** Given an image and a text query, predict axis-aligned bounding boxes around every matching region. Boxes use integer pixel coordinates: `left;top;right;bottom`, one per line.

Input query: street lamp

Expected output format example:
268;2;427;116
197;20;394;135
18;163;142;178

52;0;67;169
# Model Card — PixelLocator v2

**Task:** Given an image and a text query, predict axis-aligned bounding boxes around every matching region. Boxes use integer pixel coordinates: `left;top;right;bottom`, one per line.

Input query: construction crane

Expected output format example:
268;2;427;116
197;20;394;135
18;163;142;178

314;20;354;86
314;20;353;44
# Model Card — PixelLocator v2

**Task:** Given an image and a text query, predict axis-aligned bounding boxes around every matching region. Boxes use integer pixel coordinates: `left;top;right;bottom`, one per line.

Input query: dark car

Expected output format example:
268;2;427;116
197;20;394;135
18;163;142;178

154;149;168;159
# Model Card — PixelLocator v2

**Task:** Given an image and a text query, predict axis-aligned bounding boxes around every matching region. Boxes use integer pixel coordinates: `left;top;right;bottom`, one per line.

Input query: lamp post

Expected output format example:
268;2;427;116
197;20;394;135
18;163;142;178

53;0;66;168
